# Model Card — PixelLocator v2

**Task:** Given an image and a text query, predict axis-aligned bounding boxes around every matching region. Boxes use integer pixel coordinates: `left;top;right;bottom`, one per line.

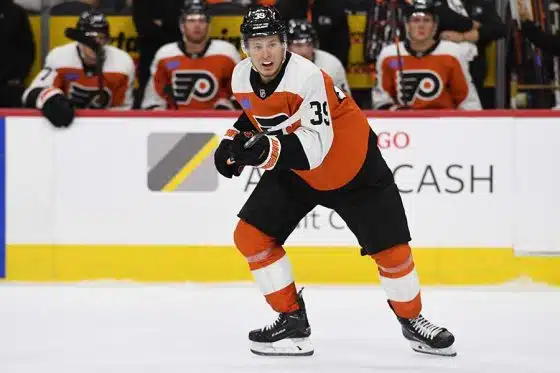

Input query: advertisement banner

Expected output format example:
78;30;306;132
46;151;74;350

4;114;560;284
5;116;513;248
513;119;560;255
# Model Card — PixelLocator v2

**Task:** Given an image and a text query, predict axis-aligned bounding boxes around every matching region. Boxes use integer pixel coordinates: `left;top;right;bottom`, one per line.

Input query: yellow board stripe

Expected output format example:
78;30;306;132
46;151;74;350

162;135;220;192
5;245;560;285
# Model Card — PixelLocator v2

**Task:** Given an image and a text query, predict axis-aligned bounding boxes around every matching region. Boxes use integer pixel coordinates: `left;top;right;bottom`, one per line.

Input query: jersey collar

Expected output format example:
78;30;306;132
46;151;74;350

404;39;440;58
250;52;292;100
179;39;212;59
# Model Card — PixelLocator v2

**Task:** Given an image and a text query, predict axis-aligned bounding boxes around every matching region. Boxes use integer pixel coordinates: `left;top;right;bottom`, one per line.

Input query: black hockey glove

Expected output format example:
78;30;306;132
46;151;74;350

37;88;75;128
214;139;244;179
229;132;281;170
229;131;254;158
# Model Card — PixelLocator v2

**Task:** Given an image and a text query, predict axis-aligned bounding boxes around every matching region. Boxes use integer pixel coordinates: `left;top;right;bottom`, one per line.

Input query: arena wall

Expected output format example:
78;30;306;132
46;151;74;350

1;110;558;285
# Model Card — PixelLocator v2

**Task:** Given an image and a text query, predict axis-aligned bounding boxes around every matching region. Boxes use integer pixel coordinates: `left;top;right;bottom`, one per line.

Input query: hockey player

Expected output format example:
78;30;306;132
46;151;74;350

141;0;241;110
287;19;351;96
22;10;136;128
371;0;481;110
214;5;456;357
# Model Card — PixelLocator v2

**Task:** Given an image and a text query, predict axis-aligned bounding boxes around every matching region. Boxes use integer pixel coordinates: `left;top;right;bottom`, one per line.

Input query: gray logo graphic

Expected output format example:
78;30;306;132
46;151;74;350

147;132;219;192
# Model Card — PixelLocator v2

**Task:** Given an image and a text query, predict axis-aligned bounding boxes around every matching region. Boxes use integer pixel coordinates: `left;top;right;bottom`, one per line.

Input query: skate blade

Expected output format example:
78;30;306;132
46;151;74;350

250;337;314;357
409;341;457;357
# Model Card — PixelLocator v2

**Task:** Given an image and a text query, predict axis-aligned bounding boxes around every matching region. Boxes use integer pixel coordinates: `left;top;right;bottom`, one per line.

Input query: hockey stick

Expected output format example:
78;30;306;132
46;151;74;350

164;84;179;110
92;48;105;109
530;0;545;92
390;0;409;108
550;1;560;105
65;27;99;52
244;107;304;149
364;0;386;64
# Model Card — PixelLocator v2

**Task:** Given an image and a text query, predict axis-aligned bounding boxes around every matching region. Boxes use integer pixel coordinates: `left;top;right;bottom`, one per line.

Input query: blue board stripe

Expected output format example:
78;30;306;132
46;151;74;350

0;116;5;278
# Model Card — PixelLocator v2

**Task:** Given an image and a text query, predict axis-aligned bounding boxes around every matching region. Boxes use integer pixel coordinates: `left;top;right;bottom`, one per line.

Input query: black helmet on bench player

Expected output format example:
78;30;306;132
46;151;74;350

240;6;287;53
403;0;439;39
76;9;110;44
181;0;210;22
287;19;317;47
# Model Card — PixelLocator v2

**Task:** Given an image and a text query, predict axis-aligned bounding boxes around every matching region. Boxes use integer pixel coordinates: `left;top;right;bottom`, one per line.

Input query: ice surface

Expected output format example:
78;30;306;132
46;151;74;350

0;281;558;373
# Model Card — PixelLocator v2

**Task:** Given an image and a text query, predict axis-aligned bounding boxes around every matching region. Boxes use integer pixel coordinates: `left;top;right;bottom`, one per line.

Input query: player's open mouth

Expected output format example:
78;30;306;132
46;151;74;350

262;61;273;68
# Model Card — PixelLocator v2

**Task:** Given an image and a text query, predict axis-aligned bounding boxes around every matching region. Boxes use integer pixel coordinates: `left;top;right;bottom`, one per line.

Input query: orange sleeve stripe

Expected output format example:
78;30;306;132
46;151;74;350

259;137;281;170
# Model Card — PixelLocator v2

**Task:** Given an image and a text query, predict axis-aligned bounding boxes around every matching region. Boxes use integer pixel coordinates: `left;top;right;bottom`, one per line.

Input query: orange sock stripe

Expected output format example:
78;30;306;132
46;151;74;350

234;219;277;258
389;292;422;319
372;243;416;278
247;246;286;271
372;243;412;268
377;259;415;279
265;282;299;313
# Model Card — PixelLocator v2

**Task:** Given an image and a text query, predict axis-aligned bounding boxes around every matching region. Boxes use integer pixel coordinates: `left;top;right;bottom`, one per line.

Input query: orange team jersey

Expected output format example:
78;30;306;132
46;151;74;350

372;40;481;110
141;39;241;110
230;52;371;191
23;42;135;109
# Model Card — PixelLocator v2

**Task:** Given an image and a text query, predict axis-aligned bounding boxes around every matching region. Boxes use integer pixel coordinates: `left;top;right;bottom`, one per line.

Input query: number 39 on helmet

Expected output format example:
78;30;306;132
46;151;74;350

239;6;287;54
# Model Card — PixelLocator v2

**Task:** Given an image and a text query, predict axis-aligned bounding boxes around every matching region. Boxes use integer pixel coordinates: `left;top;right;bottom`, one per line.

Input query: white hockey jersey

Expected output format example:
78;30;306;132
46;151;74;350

230;52;371;191
372;40;482;110
313;49;350;94
141;39;241;110
22;42;135;109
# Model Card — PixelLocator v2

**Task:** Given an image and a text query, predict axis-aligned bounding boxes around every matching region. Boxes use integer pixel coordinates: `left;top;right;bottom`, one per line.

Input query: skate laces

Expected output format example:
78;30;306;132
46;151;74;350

262;313;286;332
410;315;443;340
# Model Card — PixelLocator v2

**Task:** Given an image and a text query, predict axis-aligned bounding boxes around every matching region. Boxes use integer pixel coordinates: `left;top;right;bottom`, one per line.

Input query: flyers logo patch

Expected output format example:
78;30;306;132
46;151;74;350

69;82;112;108
172;70;218;104
397;70;442;105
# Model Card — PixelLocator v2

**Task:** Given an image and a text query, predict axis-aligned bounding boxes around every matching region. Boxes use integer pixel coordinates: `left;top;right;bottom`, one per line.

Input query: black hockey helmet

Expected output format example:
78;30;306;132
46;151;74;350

403;0;438;20
76;9;110;39
181;0;210;22
240;6;286;51
403;0;439;40
286;19;317;47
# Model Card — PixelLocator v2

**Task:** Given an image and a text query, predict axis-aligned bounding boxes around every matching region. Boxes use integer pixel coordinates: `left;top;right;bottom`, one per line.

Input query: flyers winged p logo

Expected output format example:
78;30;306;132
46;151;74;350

69;82;112;108
397;69;443;105
172;70;218;105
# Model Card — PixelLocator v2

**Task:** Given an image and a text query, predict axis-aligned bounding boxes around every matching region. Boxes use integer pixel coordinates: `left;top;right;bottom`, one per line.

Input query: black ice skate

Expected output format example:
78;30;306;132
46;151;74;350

249;289;313;356
390;302;456;357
